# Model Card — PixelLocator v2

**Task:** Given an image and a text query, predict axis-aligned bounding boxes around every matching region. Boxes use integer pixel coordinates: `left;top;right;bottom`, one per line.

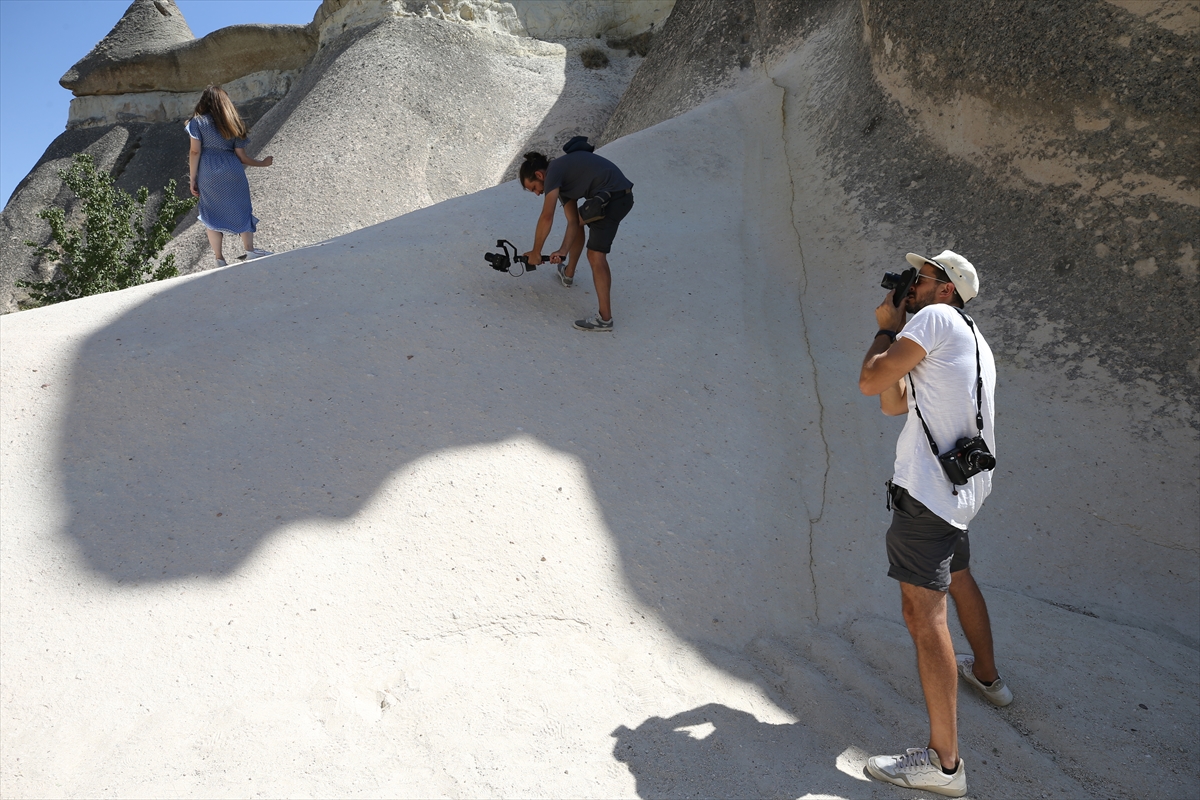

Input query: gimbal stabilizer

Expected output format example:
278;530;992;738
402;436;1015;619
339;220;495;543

484;240;550;277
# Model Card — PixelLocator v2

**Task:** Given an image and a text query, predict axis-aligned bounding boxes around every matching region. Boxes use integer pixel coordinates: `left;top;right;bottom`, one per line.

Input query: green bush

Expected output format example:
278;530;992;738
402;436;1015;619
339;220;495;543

17;153;197;308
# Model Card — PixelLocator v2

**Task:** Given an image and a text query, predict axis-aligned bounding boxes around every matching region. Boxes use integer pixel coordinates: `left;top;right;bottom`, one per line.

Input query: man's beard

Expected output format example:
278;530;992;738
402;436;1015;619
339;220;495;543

904;293;929;313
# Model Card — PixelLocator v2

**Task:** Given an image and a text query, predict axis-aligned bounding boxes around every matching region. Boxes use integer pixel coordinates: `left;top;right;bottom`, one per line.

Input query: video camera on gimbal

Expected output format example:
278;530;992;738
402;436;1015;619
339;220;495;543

484;240;549;277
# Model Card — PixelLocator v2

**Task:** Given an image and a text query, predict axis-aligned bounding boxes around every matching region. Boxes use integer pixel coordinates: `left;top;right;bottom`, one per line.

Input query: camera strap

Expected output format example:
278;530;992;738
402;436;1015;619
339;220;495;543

907;308;985;458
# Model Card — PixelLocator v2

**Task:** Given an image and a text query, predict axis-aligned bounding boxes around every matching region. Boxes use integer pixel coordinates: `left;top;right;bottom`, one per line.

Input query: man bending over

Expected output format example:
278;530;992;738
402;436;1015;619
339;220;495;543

520;139;634;332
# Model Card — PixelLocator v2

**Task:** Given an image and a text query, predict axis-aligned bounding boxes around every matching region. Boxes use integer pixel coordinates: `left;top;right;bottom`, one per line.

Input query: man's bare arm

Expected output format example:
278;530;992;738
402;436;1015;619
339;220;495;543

860;336;925;415
860;292;925;416
526;188;561;262
555;200;582;258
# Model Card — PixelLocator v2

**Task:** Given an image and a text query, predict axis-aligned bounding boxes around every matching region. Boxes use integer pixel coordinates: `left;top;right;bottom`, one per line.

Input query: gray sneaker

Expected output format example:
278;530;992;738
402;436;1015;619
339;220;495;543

556;263;574;287
867;747;966;797
573;314;613;332
243;248;273;261
957;653;1013;706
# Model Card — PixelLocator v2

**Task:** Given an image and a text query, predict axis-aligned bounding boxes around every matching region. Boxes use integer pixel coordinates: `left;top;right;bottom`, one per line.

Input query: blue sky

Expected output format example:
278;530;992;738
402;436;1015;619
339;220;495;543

0;0;321;206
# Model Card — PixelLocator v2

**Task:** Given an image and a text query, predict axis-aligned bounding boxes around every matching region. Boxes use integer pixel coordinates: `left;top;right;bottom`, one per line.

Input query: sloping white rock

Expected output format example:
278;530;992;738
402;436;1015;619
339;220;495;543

163;15;644;272
2;31;1195;797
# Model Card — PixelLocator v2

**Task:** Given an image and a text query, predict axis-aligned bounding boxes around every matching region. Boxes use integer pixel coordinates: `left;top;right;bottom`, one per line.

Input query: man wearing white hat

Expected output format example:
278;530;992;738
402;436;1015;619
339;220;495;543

858;250;1011;797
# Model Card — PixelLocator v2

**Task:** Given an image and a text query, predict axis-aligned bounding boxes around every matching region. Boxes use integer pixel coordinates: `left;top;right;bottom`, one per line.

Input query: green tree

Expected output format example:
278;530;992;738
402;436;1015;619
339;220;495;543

17;153;197;307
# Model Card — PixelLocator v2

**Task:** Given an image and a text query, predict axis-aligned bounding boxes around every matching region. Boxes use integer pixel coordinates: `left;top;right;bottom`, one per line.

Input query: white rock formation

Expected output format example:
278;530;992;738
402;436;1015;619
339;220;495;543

66;70;302;128
1;1;1196;798
3;48;1196;794
315;0;674;44
159;13;649;272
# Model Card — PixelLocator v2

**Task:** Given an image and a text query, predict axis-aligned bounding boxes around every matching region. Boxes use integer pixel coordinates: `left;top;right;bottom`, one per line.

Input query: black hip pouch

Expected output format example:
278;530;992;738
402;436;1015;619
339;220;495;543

579;190;611;224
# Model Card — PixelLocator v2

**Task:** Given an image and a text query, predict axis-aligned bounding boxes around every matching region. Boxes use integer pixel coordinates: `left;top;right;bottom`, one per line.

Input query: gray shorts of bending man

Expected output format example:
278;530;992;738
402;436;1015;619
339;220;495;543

857;250;1012;798
520;141;634;332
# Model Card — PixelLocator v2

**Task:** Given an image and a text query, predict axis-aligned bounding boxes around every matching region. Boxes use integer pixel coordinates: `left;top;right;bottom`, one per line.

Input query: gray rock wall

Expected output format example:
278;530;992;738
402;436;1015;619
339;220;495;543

601;0;823;144
605;0;1198;413
601;0;1197;646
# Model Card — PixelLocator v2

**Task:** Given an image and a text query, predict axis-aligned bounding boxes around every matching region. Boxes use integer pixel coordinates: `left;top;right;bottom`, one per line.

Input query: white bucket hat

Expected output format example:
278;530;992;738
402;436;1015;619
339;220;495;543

906;250;978;302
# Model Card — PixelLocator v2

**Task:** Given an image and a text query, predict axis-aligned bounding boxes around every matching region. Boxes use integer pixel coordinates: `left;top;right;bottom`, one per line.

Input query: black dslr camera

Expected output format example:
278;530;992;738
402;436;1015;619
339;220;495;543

939;435;997;486
881;267;918;306
484;239;549;277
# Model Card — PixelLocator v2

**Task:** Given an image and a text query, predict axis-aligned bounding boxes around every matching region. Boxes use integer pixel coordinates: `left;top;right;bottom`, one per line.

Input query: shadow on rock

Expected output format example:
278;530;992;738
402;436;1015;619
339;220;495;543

55;195;815;675
612;703;872;799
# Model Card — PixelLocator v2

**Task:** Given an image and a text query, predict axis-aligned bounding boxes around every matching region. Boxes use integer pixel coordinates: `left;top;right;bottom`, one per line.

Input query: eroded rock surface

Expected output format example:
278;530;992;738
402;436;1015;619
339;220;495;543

59;0;195;91
63;24;317;97
3;0;661;311
0;2;1197;798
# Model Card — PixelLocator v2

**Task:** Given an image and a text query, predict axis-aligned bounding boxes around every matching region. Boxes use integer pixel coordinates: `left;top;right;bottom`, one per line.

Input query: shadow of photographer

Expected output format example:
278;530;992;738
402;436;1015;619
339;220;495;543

612;703;878;799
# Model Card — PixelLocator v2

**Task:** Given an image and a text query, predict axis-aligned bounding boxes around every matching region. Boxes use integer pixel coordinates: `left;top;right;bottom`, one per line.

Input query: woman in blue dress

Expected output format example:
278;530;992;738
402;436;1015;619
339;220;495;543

187;85;273;267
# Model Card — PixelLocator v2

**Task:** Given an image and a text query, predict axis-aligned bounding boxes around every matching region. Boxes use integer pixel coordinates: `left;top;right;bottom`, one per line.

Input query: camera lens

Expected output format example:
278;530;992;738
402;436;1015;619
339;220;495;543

968;450;996;471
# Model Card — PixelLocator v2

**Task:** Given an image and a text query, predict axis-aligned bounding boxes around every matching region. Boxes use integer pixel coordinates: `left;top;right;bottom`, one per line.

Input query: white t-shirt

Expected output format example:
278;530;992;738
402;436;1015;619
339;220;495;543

893;304;996;529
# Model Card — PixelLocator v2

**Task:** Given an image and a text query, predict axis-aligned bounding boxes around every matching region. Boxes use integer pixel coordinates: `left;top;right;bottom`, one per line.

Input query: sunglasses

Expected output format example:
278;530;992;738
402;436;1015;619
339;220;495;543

915;272;951;285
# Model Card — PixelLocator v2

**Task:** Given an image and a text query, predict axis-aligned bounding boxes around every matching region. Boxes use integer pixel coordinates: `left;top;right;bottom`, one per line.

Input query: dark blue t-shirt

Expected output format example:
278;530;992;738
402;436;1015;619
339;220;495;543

543;151;633;204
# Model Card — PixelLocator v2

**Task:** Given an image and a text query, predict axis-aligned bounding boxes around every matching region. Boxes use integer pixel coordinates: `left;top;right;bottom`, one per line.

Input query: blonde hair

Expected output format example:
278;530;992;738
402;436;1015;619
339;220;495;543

193;85;248;140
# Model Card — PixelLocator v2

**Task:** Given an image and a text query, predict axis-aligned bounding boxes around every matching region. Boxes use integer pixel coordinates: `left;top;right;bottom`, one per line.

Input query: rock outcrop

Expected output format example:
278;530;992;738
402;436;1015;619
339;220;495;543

62;24;317;97
59;0;195;91
2;0;670;312
1;1;1197;797
606;0;1198;410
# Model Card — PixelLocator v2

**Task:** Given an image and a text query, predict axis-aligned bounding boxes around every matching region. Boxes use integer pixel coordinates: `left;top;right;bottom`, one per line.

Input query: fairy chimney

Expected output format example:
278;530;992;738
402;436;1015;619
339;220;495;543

60;0;194;94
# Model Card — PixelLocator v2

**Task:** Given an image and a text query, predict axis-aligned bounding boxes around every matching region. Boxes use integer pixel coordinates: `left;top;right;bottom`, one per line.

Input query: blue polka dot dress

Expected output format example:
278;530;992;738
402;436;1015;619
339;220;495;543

186;115;259;234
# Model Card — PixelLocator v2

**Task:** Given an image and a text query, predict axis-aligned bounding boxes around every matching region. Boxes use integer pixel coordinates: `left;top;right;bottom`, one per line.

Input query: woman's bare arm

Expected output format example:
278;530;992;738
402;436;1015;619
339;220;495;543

234;148;273;167
188;137;201;196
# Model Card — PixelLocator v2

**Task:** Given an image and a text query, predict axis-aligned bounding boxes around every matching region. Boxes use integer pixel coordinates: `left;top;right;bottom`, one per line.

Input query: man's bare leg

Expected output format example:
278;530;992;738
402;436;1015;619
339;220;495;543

587;248;612;321
563;236;584;280
948;567;999;683
900;581;959;769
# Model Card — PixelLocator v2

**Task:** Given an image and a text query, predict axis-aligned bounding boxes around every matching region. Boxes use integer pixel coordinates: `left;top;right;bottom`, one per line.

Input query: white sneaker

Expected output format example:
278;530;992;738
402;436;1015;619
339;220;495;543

957;653;1014;706
867;747;966;797
215;258;228;267
243;248;273;261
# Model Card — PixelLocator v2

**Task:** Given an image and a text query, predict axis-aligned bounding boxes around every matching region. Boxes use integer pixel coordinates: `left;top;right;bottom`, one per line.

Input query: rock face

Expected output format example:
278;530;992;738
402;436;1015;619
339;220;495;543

59;0;195;91
311;0;675;41
62;24;317;96
0;1;1197;797
2;0;667;311
614;0;1200;644
158;15;644;270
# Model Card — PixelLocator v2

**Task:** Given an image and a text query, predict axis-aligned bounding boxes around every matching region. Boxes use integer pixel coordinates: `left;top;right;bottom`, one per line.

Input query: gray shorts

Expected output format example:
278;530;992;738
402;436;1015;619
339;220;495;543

885;483;970;592
585;192;633;254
